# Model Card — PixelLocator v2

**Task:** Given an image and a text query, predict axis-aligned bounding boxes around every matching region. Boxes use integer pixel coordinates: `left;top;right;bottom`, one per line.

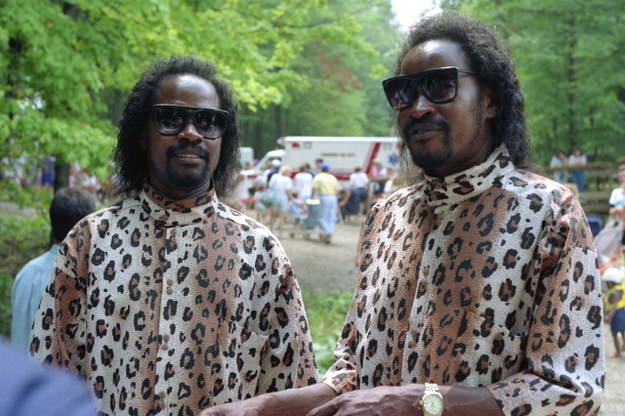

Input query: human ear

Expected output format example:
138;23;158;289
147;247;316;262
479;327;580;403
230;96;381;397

481;87;498;119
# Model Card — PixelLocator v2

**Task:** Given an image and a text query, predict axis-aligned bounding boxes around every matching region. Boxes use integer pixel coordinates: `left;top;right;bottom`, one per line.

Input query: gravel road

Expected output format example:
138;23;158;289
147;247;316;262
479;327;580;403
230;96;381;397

277;216;624;415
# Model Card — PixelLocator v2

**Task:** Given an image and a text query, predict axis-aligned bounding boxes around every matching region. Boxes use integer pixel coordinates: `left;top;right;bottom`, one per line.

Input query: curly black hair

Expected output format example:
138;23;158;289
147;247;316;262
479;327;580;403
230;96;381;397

114;56;240;196
396;12;529;167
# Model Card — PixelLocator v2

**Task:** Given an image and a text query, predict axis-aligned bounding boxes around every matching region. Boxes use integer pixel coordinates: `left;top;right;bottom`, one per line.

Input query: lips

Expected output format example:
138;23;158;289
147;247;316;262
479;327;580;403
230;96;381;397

173;152;203;159
407;127;442;141
403;121;448;142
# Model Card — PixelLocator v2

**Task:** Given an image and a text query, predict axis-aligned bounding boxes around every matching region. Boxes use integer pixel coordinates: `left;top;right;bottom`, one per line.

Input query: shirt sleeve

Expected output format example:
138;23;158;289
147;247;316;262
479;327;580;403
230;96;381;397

487;195;605;415
255;235;319;392
11;263;40;351
322;204;382;394
29;223;91;376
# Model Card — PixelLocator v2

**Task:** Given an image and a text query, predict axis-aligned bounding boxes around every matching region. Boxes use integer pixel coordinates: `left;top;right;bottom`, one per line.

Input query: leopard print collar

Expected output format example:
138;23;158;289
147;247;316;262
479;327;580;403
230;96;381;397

423;145;514;208
139;184;219;227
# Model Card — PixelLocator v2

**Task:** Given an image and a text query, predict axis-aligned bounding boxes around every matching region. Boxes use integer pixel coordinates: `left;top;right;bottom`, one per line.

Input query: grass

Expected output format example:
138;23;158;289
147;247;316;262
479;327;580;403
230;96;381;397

302;290;353;374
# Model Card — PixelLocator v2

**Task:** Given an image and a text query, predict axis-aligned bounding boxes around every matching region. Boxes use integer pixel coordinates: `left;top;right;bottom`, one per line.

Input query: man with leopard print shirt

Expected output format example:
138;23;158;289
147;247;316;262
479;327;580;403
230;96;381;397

204;13;604;416
30;56;318;416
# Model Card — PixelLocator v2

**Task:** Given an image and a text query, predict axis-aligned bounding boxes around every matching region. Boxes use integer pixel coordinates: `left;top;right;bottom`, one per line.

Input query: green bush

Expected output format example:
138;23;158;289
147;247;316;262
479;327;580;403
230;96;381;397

0;215;50;338
302;291;353;375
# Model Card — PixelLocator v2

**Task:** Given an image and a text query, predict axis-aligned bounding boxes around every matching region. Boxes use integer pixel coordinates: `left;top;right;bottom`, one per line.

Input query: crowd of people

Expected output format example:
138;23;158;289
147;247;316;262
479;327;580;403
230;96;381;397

4;11;611;416
226;158;397;244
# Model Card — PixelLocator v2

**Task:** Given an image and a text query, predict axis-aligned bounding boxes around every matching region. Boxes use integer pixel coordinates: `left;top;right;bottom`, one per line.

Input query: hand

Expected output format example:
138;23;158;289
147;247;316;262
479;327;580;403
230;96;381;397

200;396;266;416
306;385;421;416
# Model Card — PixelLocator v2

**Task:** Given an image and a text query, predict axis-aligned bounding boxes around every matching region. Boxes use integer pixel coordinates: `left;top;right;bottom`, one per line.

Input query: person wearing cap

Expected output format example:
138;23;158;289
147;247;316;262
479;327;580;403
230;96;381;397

311;163;340;243
266;158;282;185
604;266;625;357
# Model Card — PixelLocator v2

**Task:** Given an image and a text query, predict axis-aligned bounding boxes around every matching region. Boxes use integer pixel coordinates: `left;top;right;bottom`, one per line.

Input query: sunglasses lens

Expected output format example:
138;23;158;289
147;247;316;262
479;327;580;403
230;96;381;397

383;68;460;109
194;110;227;138
422;69;457;103
154;107;186;134
384;78;419;110
153;106;229;138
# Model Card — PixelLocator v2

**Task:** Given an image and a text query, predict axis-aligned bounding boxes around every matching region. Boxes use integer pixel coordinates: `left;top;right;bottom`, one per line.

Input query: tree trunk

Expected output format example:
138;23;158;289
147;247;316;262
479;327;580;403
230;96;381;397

567;15;577;147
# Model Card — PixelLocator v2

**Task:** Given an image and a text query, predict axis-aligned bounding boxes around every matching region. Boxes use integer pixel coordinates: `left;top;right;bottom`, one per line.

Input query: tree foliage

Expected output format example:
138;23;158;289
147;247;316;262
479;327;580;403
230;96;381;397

438;0;625;164
1;0;401;206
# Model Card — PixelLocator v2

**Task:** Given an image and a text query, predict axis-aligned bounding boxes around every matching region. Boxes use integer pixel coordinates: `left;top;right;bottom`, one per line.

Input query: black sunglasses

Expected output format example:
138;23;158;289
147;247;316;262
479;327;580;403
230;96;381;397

151;104;230;139
382;66;475;110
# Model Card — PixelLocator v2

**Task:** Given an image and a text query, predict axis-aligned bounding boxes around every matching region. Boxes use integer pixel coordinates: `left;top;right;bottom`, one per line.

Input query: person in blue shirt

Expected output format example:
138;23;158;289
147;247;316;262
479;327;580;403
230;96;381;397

0;340;96;416
11;187;95;350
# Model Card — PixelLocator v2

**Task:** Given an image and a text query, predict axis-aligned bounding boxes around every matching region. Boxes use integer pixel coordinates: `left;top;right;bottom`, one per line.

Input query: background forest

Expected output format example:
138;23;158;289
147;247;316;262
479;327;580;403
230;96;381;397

2;0;624;207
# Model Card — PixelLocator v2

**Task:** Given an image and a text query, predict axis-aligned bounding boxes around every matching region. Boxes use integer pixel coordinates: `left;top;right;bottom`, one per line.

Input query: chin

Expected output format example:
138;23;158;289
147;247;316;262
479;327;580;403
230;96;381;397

410;149;452;174
168;170;210;189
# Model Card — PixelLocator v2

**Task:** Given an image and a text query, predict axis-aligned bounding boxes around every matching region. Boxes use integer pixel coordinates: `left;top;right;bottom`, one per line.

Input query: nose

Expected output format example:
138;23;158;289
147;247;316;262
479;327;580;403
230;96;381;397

406;92;434;120
178;121;203;142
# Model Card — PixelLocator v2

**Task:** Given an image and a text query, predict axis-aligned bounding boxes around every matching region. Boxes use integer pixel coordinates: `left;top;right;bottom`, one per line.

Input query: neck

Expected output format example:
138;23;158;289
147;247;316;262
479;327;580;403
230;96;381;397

150;180;212;200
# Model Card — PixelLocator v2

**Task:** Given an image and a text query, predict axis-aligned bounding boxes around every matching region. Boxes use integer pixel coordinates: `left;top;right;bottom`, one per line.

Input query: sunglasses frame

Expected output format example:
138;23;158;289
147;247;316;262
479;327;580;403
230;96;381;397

382;66;475;110
151;104;230;140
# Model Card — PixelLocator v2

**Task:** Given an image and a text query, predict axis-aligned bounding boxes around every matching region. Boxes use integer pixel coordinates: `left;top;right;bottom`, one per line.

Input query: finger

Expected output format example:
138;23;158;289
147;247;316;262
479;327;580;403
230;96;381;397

306;400;339;416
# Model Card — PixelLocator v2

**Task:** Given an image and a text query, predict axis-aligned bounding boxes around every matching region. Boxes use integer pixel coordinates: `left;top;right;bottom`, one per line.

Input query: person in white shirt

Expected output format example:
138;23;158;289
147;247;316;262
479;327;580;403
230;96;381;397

348;166;369;216
549;150;568;183
293;163;314;201
568;148;587;192
267;165;294;234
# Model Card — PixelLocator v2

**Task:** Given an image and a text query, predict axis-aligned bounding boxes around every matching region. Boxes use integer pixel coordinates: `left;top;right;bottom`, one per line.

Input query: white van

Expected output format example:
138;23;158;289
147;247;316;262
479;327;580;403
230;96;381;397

244;136;402;182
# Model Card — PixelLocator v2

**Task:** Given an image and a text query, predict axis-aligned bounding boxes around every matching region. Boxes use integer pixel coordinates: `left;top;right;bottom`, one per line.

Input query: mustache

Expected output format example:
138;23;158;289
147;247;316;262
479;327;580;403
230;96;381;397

166;143;210;159
401;119;449;139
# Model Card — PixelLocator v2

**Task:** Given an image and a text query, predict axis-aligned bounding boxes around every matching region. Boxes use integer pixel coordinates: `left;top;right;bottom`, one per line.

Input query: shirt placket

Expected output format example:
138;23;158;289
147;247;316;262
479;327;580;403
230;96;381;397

155;224;178;414
398;207;436;383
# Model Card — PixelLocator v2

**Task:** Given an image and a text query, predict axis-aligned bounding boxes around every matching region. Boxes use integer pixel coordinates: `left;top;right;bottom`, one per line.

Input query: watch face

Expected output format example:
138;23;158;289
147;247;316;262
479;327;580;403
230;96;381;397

423;394;443;415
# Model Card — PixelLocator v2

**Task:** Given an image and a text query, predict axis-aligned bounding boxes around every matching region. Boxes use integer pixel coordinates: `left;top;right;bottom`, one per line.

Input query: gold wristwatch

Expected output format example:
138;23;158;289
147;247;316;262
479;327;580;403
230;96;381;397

417;383;444;416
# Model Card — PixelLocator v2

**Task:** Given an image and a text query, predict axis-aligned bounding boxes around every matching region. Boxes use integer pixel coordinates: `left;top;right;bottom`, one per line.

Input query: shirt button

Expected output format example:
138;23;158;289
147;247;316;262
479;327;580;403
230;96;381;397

166;288;173;295
159;391;166;399
167;279;174;287
161;344;168;351
163;334;170;342
408;341;416;349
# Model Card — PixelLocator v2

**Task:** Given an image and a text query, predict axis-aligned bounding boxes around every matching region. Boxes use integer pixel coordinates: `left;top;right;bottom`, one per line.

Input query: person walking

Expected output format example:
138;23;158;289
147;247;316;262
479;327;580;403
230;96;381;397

311;163;339;243
348;166;368;218
266;165;294;235
293;163;314;201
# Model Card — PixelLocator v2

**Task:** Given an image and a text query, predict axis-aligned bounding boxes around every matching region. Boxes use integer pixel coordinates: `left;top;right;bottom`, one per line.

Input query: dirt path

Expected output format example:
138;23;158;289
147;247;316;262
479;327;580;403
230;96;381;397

276;215;623;415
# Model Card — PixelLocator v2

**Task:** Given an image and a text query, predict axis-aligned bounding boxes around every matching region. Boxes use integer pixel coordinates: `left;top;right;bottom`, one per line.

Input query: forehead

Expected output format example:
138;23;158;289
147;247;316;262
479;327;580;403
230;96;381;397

400;39;470;74
153;74;220;108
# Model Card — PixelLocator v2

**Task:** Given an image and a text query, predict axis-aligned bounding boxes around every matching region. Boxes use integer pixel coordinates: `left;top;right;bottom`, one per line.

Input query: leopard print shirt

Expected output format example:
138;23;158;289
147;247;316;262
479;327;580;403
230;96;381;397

323;147;604;415
30;186;318;416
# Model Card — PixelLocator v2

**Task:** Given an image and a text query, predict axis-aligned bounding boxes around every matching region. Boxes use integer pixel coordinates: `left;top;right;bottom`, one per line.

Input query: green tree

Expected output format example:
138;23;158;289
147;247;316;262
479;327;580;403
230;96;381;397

438;0;625;164
239;0;402;156
1;0;397;206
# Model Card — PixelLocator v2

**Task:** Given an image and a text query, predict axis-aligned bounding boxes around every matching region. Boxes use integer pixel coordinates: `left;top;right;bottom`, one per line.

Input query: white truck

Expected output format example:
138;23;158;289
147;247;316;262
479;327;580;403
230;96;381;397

243;136;402;183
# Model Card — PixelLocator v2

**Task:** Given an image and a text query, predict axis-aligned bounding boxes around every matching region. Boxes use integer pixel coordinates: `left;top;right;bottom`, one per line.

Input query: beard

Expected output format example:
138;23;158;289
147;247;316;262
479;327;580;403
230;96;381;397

400;104;484;175
166;161;210;189
400;118;452;173
158;142;212;190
